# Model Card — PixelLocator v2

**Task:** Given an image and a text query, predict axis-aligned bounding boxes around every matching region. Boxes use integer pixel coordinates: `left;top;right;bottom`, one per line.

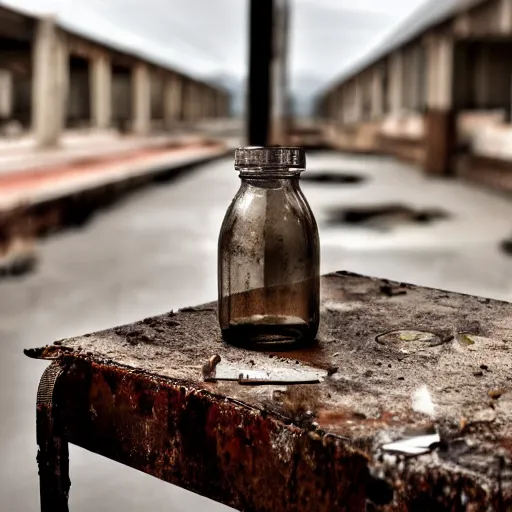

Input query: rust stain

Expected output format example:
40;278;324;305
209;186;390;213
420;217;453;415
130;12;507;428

53;361;370;511
27;272;512;510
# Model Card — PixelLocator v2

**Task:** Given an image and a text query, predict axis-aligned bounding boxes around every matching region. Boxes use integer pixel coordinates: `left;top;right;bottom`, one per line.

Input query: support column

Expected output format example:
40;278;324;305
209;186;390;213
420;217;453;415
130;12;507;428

196;86;206;120
215;92;222;119
32;17;68;147
410;47;422;110
474;46;490;107
190;83;200;121
182;81;193;122
353;79;363;122
501;0;512;33
196;85;205;120
207;90;215;118
341;87;348;124
209;91;216;118
0;70;13;119
247;0;289;145
132;62;150;135
203;87;210;120
336;88;343;125
202;87;210;120
424;33;456;176
389;51;403;115
269;0;289;144
37;363;70;512
222;92;230;118
163;74;182;128
371;69;383;119
214;91;221;118
90;54;111;129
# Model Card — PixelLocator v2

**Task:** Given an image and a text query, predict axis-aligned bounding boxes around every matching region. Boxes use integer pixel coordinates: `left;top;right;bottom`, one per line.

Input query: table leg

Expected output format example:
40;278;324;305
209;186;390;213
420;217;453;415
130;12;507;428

36;362;70;512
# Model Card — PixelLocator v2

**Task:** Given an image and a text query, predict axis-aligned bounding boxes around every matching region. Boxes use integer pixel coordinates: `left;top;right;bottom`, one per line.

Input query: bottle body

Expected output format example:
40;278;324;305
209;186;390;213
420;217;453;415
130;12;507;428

218;167;320;348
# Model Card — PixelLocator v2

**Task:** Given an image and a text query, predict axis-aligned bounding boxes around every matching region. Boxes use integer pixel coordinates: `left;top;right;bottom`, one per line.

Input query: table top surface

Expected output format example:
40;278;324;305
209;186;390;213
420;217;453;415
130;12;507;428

27;271;512;498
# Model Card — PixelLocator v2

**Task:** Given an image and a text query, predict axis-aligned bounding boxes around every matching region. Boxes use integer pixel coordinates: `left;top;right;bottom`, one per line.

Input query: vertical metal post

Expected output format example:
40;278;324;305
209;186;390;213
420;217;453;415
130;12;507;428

37;363;70;512
247;0;274;146
270;0;290;145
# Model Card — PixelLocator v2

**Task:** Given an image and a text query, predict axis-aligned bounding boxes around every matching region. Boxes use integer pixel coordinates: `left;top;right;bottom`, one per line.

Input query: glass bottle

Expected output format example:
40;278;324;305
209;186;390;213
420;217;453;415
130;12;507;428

218;146;320;348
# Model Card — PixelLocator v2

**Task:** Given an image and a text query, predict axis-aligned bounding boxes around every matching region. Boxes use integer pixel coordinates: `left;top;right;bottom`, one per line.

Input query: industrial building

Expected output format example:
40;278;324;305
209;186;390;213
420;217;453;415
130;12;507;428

317;0;512;191
0;4;230;148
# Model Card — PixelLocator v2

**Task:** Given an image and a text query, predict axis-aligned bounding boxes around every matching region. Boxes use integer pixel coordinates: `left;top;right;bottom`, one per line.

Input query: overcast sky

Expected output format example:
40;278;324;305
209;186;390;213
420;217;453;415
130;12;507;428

4;0;427;92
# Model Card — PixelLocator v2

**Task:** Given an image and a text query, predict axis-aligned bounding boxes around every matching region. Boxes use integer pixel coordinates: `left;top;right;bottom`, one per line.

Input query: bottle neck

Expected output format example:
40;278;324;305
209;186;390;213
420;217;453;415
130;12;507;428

238;167;303;180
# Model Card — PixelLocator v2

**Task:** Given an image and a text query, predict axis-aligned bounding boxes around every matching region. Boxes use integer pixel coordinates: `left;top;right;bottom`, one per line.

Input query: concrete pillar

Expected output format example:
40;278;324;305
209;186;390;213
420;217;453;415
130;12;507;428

32;17;68;147
353;79;363;122
427;35;453;110
181;81;192;122
437;36;454;110
198;86;207;120
210;91;217;118
402;51;412;110
222;92;229;118
203;89;211;119
213;91;221;118
424;33;455;176
201;89;208;119
326;93;334;121
199;87;209;119
187;83;197;121
403;48;420;111
371;69;383;119
132;62;150;135
207;90;215;118
184;81;193;122
341;87;348;124
0;70;13;119
412;47;423;110
222;93;230;118
389;51;403;114
215;92;220;119
193;84;203;120
90;54;111;129
163;74;182;128
336;88;343;125
474;46;490;107
501;0;512;33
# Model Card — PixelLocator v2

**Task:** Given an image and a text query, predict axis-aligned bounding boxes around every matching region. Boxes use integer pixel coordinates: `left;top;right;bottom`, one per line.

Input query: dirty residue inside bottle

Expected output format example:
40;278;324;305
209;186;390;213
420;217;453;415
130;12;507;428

220;278;319;346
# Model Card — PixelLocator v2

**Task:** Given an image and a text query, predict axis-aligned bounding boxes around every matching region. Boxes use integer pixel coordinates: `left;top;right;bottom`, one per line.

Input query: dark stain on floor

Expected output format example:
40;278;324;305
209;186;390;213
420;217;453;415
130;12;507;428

325;204;449;230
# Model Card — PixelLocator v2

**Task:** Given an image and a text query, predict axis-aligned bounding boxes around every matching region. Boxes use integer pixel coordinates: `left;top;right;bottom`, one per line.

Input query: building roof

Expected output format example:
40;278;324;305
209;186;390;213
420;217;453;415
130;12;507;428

0;0;223;91
320;0;486;96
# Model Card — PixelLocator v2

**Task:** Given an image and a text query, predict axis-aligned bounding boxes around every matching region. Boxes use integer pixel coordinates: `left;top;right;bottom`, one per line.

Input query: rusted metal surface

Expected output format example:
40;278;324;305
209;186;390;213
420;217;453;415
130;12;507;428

36;362;70;512
48;359;369;511
27;272;512;510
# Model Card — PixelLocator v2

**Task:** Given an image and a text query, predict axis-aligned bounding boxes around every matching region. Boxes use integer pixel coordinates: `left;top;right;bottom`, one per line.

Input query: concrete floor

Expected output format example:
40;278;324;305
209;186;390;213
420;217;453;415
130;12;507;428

3;151;512;510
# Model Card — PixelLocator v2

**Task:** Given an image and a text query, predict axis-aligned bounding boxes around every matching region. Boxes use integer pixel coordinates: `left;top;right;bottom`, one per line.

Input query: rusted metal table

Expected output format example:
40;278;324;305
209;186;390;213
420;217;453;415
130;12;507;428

26;272;512;511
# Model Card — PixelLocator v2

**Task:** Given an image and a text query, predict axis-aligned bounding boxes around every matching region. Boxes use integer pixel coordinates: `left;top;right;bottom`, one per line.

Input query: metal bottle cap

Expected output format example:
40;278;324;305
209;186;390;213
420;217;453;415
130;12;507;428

235;146;306;170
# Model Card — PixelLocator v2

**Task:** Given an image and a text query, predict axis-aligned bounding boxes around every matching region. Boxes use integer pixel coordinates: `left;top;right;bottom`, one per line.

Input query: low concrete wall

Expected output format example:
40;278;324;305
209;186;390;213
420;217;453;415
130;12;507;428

456;118;512;190
324;121;381;153
323;112;512;182
324;113;426;164
457;154;512;192
379;134;425;164
471;121;512;161
380;113;425;140
457;110;506;148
